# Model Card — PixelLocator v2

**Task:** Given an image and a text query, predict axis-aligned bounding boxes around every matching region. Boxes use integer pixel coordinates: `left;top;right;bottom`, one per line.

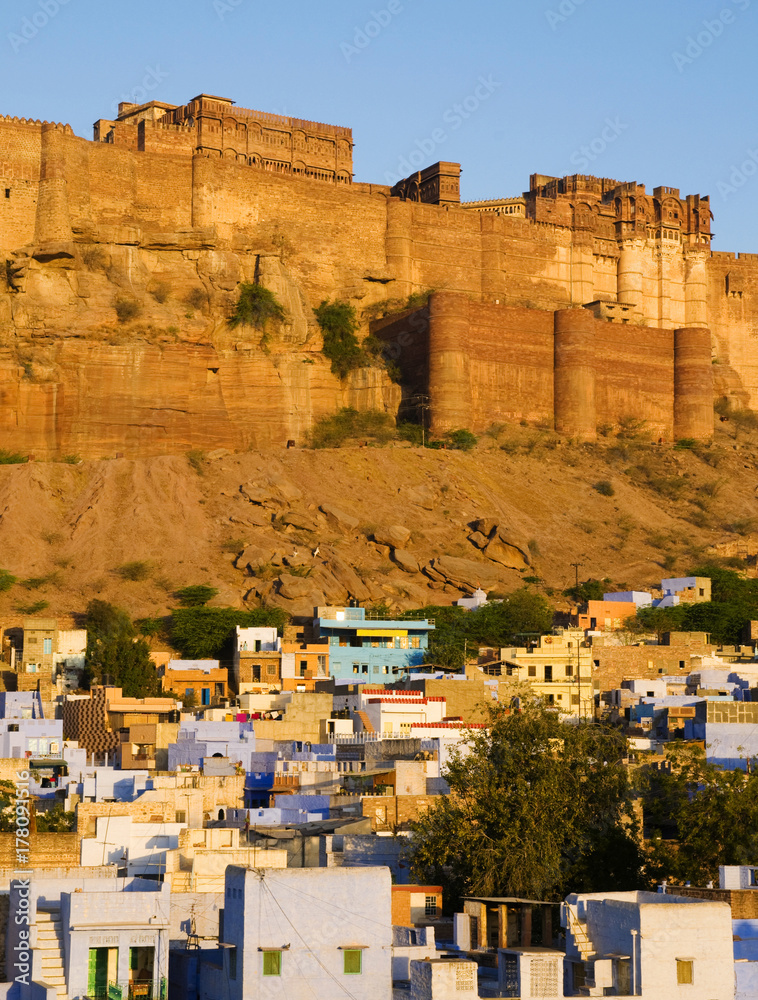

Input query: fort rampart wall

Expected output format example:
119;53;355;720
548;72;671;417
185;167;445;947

0;107;754;456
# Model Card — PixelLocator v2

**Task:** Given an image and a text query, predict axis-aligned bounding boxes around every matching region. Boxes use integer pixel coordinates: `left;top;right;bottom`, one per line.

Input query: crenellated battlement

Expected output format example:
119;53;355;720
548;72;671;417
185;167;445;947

0;115;73;132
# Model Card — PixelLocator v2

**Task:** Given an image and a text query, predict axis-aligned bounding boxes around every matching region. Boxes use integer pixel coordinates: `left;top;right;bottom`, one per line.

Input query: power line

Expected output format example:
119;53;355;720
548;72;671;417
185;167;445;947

260;877;363;1000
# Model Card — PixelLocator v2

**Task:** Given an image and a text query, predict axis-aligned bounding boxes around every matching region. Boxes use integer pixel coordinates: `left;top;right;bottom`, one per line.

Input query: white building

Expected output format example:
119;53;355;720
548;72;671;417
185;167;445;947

563;890;734;998
80;814;186;877
209;866;392;1000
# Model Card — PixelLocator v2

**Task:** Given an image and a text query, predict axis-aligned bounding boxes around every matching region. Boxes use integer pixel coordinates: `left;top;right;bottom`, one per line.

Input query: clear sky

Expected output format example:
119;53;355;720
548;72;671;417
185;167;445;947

1;0;756;251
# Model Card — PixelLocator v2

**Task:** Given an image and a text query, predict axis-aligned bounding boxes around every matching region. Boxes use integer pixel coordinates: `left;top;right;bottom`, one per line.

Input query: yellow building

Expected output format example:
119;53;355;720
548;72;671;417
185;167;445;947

497;628;595;718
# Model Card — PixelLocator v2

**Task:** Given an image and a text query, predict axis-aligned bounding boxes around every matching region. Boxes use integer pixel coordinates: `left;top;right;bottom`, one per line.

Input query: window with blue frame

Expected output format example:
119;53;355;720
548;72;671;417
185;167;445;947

43;638;52;655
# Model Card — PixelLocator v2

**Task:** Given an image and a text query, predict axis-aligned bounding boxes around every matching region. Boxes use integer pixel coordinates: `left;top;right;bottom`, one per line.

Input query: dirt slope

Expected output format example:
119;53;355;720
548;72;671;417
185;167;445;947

0;429;756;632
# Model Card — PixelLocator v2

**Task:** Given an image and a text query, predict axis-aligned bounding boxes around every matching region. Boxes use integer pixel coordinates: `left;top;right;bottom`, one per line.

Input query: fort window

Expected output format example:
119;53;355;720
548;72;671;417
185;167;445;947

4;189;9;199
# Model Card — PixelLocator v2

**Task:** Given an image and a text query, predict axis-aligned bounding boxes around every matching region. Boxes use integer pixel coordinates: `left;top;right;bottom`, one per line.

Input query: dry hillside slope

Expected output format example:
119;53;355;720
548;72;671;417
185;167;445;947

0;431;756;630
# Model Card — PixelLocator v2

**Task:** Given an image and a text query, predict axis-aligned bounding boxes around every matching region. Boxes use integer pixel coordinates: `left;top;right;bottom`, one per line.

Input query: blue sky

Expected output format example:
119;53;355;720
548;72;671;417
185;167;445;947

1;0;756;251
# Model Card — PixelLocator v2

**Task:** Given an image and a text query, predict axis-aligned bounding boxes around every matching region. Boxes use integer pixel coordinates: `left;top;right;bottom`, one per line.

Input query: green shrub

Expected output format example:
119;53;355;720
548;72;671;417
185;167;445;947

175;584;219;607
308;408;396;448
315;300;363;378
593;479;615;496
674;438;697;450
446;429;478;451
116;561;152;582
135;616;165;638
16;600;49;615
0;570;16;592
187;449;206;476
60;454;81;464
397;422;424;446
228;282;284;330
21;574;58;590
0;449;28;465
114;297;141;323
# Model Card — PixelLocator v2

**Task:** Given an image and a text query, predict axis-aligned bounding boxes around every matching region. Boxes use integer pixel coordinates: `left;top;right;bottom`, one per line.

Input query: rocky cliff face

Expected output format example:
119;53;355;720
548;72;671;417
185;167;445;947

0;241;400;459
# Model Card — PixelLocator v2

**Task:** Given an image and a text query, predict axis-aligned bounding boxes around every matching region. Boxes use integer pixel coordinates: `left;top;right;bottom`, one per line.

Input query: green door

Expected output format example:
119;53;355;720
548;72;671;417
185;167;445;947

88;948;117;998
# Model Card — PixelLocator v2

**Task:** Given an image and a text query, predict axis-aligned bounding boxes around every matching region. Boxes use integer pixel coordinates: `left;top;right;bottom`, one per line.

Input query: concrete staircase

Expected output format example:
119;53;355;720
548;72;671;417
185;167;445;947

35;909;67;998
565;902;594;961
355;710;375;734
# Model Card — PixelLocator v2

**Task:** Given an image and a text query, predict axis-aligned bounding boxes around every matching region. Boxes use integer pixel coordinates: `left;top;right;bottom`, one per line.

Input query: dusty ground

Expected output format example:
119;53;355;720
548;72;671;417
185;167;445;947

0;421;756;634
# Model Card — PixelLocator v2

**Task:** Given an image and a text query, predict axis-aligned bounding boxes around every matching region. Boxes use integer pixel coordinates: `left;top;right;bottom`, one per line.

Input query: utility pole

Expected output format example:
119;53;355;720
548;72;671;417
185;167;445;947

570;562;581;590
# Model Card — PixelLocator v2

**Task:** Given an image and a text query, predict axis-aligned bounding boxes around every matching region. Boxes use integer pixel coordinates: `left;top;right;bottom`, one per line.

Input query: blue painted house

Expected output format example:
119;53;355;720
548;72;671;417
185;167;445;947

313;606;434;682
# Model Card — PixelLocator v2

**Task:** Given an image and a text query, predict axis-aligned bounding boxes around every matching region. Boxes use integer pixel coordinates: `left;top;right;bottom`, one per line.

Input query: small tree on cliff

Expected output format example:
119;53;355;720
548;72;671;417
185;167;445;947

314;299;363;379
228;282;285;330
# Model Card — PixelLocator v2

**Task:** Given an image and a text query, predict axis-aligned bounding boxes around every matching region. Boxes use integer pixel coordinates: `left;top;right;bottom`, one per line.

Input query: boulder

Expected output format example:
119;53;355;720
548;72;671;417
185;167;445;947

240;482;278;506
423;555;501;592
283;551;310;568
277;573;313;600
470;517;497;538
236;545;275;572
229;507;271;528
405;486;436;510
326;555;371;602
308;564;349;603
269;476;303;502
484;535;530;570
392;549;419;574
320;503;360;532
468;531;490;550
373;524;411;549
281;510;319;532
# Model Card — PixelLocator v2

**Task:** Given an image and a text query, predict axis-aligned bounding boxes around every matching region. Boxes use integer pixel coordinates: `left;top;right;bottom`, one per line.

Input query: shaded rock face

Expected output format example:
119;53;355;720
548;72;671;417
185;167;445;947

0;246;400;459
469;519;531;570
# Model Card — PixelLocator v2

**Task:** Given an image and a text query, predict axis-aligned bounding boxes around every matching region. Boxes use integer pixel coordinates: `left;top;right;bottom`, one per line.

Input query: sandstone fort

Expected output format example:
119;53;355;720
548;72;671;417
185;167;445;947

1;91;756;457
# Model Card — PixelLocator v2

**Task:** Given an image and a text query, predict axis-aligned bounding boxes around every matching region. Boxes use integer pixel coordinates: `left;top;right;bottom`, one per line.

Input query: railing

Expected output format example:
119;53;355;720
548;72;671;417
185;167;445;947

105;978;167;1000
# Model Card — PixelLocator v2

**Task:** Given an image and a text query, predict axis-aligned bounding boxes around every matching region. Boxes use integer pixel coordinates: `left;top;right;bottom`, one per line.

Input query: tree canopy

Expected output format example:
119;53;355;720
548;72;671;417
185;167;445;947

409;703;642;907
169;606;289;660
401;588;554;670
629;564;758;644
84;599;159;697
637;742;758;886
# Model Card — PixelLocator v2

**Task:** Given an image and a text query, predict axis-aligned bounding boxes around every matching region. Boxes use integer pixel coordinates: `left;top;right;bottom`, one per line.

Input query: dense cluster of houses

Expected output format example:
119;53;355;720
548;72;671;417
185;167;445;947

1;584;757;998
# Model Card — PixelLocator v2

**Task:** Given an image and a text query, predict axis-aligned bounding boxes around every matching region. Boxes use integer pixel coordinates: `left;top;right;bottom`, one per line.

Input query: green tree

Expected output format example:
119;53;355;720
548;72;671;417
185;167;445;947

314;300;363;379
169;607;289;660
563;578;606;603
409;703;641;908
403;589;554;668
175;584;219;608
84;599;159;697
228;282;285;330
638;743;758;886
36;803;76;832
0;779;17;832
